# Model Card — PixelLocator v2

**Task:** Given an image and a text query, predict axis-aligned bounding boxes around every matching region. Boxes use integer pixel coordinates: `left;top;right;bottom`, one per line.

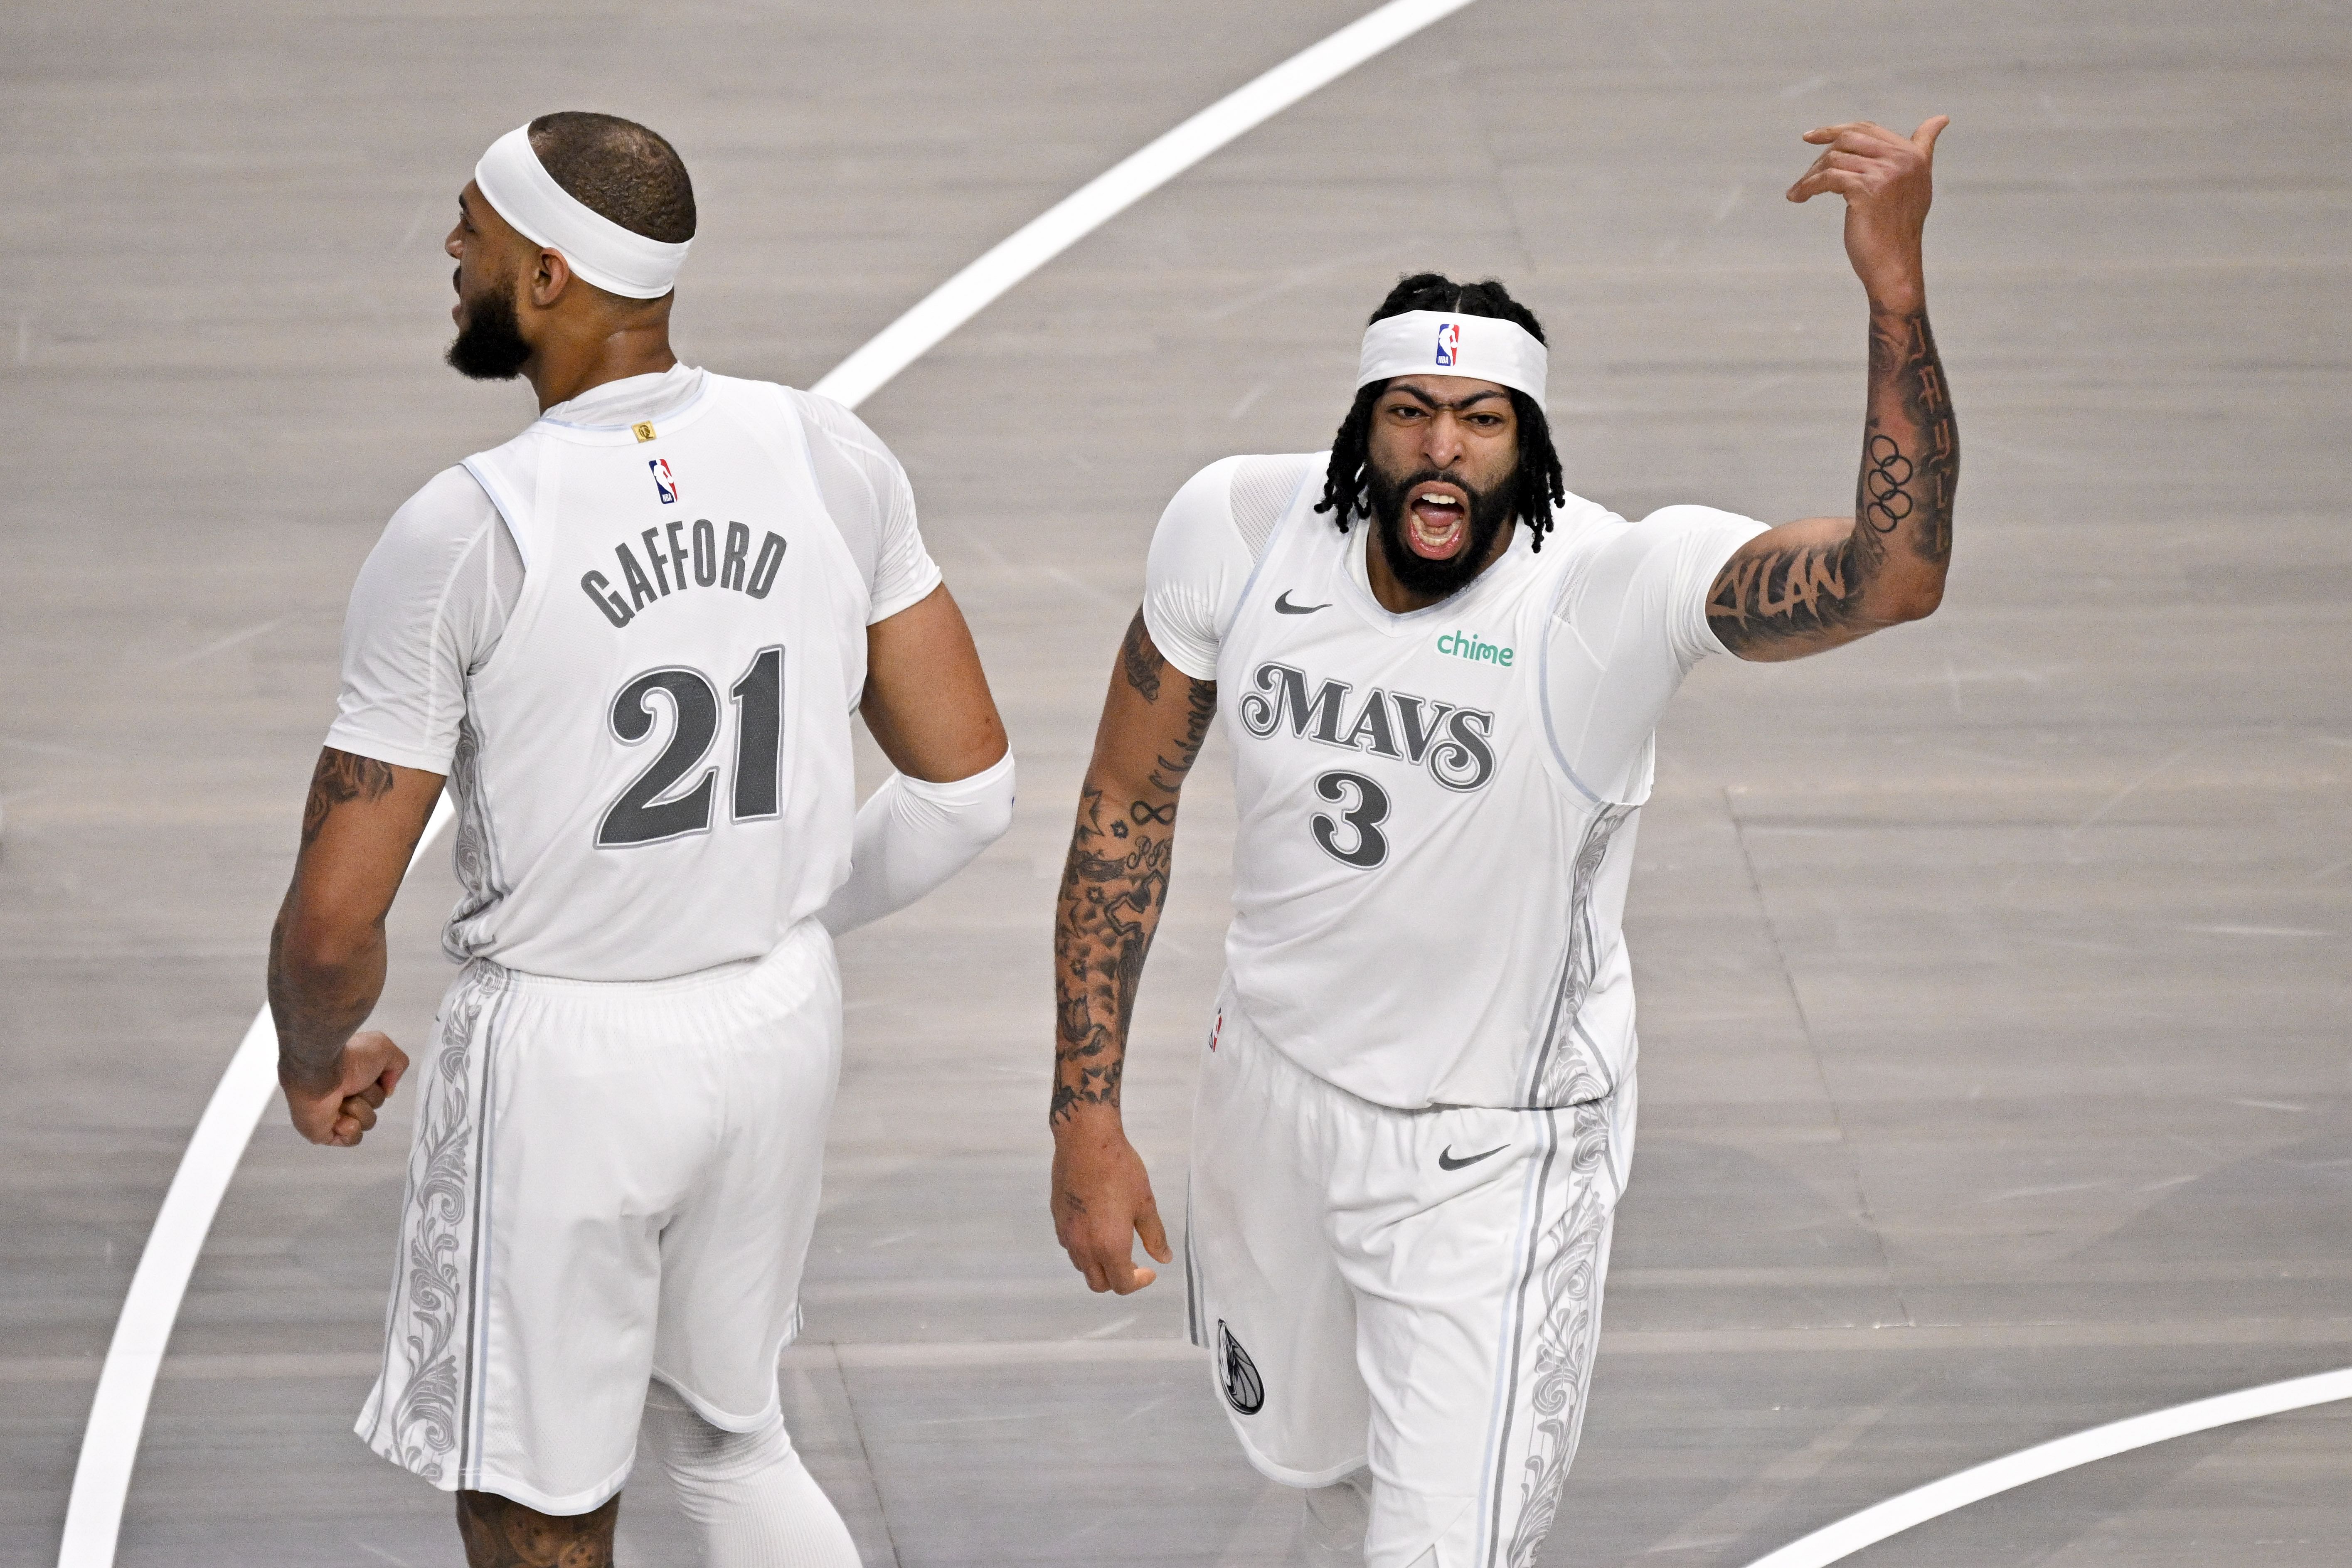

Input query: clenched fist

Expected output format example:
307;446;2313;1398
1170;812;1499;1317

282;1029;408;1147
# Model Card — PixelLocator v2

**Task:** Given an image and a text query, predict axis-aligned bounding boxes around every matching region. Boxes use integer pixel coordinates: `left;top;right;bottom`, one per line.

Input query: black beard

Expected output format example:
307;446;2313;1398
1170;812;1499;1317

445;272;531;381
1365;463;1517;600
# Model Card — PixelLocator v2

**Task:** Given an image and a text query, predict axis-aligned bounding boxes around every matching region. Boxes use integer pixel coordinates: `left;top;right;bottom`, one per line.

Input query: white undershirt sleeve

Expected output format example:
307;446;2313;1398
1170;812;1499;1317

1141;456;1256;682
324;467;514;775
1546;504;1766;800
788;389;944;625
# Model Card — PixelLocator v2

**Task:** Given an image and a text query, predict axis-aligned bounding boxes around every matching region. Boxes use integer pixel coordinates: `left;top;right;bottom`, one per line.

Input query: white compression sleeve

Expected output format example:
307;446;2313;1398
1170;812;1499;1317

818;751;1016;937
642;1380;860;1568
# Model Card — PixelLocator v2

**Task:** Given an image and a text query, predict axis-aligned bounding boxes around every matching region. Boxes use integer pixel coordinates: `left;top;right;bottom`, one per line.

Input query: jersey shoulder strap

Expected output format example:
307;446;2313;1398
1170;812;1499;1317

458;421;563;572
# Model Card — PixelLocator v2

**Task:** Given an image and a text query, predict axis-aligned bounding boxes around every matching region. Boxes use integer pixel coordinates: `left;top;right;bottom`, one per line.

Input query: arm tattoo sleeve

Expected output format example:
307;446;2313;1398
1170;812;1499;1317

1709;308;1958;655
1052;613;1215;1126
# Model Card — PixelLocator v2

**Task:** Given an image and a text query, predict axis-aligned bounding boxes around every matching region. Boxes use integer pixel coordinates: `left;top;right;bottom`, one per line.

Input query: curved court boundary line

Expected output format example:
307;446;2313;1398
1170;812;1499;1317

1741;1364;2352;1568
55;2;1481;1562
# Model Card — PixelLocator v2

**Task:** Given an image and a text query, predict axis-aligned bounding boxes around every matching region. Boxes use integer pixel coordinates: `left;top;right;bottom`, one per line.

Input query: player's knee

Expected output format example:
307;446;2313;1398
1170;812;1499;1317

643;1378;797;1487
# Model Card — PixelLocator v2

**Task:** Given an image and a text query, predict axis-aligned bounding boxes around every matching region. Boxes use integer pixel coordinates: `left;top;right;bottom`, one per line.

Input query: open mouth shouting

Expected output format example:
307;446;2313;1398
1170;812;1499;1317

1405;480;1473;560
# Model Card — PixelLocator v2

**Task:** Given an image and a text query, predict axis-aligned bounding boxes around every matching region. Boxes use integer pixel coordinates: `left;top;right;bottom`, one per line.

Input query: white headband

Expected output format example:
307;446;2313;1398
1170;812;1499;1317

473;125;691;300
1357;309;1547;403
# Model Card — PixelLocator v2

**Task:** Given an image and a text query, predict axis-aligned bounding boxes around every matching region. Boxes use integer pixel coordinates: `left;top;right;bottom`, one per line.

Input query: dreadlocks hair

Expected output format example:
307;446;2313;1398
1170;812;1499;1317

527;111;697;247
1315;273;1568;550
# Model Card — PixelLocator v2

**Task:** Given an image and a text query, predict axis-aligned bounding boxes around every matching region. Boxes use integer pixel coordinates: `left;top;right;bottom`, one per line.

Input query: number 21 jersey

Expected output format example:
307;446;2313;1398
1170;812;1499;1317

444;374;869;981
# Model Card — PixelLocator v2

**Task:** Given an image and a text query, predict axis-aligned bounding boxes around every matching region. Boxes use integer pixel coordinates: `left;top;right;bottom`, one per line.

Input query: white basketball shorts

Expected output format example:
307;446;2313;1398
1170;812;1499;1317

356;917;841;1514
1185;985;1628;1568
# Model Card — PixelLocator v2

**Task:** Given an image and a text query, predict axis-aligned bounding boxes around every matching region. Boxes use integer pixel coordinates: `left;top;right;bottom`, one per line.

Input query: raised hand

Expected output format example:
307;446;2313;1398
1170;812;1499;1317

1786;117;1948;312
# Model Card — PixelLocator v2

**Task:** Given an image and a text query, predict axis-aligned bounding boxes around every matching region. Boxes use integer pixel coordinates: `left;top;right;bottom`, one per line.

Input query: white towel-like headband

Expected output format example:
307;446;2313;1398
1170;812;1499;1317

473;125;691;300
1357;309;1547;403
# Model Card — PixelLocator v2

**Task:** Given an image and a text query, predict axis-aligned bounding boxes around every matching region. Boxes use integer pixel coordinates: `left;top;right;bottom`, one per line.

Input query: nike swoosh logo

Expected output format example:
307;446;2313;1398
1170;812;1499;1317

1274;590;1330;615
1437;1143;1507;1172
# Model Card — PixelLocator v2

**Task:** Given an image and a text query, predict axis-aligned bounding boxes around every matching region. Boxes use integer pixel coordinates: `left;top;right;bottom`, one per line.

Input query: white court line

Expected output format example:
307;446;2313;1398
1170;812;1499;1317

811;0;1480;408
54;3;1480;1563
1741;1365;2352;1568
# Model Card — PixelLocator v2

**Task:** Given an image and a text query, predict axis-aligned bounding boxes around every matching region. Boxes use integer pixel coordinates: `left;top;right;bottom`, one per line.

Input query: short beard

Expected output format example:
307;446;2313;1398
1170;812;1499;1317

1365;462;1517;600
445;271;531;381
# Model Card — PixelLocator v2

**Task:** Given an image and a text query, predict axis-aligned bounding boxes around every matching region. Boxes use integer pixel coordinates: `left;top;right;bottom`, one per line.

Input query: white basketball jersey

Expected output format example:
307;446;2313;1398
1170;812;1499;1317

1218;478;1645;1111
444;374;869;981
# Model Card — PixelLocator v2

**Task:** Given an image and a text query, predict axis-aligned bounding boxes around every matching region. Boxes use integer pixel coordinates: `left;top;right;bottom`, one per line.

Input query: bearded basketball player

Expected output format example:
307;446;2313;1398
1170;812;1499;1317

1051;118;1954;1566
269;113;1013;1567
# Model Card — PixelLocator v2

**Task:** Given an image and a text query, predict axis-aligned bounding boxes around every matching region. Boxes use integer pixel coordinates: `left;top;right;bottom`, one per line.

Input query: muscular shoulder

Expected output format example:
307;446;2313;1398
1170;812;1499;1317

368;466;502;580
1155;452;1320;556
1145;454;1317;682
781;385;894;466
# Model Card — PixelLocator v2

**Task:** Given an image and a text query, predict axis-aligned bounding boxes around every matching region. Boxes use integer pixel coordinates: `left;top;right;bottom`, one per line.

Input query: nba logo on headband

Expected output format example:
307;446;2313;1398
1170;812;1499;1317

1357;309;1547;402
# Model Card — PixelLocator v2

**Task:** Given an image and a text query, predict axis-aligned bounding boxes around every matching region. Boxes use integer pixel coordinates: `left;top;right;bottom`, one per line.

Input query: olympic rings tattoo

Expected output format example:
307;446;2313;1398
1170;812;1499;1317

1863;433;1913;532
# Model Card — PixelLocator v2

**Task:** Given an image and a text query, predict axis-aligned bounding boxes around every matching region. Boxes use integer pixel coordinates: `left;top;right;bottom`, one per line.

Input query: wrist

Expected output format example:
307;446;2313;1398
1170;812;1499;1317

1863;271;1926;318
278;1049;342;1097
1049;1099;1126;1142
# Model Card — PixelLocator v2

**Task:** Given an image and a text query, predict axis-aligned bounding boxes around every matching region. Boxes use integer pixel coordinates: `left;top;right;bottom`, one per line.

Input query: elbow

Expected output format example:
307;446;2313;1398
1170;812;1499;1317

271;909;374;991
966;751;1017;850
1889;578;1945;624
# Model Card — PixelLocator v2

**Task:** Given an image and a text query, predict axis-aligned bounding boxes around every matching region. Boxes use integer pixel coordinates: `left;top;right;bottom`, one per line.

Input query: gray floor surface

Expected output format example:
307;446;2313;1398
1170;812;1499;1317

3;1;2347;1565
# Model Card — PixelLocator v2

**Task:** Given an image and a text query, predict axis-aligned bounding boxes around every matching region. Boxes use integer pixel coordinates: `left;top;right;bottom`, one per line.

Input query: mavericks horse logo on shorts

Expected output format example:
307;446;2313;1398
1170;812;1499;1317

1217;1320;1264;1415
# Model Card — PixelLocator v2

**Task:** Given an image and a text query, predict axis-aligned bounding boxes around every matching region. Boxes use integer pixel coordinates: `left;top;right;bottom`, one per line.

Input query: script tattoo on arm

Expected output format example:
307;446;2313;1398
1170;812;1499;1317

1052;613;1215;1126
1708;307;1958;658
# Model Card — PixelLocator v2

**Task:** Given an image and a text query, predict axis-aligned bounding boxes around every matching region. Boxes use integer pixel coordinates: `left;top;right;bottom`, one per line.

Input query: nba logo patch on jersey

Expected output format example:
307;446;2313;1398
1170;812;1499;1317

1208;1012;1223;1053
1434;320;1459;366
649;457;679;504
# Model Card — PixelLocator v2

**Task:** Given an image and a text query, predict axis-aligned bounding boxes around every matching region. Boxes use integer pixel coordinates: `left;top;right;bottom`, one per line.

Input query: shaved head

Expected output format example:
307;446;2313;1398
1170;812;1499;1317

527;111;696;245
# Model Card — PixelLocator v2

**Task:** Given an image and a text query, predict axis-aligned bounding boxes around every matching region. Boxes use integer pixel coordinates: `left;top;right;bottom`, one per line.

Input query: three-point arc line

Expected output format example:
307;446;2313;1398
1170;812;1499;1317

55;3;1485;1563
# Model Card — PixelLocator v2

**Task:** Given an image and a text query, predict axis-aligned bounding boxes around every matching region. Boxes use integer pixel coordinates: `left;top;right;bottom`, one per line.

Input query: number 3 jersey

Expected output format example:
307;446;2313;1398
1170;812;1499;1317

326;367;942;982
1142;454;1764;1112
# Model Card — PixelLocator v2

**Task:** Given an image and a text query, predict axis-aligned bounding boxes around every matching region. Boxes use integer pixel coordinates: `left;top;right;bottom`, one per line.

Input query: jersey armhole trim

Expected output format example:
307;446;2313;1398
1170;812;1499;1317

459;457;533;575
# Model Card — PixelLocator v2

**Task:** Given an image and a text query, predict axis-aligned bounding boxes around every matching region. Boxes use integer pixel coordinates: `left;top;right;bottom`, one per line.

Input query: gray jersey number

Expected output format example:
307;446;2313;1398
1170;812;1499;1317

598;646;786;847
1310;769;1391;868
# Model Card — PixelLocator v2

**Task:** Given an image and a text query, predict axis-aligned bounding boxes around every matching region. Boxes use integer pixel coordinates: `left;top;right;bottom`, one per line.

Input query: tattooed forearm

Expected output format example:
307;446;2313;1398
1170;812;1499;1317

1053;614;1216;1127
1709;305;1956;658
301;748;396;847
1866;308;1958;564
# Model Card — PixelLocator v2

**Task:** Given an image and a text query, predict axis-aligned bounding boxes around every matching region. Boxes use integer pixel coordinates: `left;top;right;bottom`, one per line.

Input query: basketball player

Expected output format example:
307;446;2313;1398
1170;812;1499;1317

268;113;1013;1568
1050;118;1953;1566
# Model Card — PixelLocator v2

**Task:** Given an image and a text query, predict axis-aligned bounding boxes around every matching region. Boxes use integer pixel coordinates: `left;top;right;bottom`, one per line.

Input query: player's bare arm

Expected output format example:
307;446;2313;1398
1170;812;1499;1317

1708;116;1958;661
266;748;442;1146
1048;611;1212;1294
859;583;1008;779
